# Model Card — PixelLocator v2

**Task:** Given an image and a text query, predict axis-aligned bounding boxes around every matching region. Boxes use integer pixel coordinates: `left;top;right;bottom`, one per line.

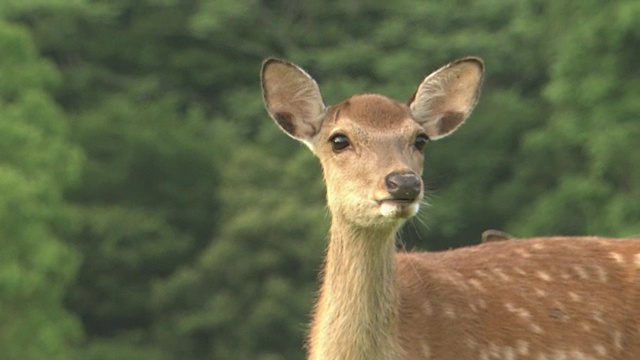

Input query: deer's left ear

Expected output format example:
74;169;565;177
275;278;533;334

408;57;483;140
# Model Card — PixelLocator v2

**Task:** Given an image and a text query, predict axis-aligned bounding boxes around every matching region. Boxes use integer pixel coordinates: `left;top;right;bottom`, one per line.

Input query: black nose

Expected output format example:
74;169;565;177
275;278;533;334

384;171;421;201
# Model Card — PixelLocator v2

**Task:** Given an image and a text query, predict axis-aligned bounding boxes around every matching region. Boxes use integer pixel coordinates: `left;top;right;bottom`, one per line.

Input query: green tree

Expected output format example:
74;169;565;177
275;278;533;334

505;0;640;237
5;1;639;359
0;20;83;360
6;1;224;356
153;122;327;360
65;92;220;342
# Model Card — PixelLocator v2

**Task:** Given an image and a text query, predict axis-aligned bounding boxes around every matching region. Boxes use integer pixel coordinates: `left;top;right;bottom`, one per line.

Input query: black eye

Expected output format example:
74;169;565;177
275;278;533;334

414;134;430;152
329;133;350;152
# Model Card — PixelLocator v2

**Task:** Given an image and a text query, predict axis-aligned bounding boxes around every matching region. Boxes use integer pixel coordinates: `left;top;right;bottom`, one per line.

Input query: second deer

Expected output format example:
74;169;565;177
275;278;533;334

261;57;640;360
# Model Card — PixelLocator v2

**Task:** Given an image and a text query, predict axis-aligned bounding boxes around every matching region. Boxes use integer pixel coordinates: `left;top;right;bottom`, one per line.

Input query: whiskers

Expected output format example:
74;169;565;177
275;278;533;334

396;193;434;251
412;192;435;231
408;201;431;235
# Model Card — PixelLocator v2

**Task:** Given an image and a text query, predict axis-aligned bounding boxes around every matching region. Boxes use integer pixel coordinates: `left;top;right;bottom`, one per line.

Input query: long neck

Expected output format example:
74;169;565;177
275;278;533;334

308;217;401;360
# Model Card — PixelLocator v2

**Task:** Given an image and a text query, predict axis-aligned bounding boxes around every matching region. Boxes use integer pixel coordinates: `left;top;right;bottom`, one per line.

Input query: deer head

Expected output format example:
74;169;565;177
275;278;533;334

261;58;483;230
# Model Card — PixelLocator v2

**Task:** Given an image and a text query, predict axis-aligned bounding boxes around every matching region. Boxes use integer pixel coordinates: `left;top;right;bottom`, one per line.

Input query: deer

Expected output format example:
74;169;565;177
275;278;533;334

481;229;514;243
260;56;640;360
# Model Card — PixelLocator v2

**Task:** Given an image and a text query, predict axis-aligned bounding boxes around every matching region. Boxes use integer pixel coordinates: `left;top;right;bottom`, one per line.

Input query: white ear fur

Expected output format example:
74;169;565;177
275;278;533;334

261;58;326;150
409;57;483;140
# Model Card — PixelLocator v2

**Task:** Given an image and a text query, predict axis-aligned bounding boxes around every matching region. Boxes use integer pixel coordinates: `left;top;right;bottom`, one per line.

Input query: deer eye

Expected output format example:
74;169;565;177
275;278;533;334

329;133;350;152
414;134;430;152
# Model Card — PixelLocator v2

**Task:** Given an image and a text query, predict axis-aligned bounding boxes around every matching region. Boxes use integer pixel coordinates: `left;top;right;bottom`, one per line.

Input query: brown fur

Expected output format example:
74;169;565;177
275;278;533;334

397;237;640;359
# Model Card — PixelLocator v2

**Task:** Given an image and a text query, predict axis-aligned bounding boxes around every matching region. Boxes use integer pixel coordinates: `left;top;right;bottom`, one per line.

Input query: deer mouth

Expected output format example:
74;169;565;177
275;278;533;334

378;199;420;218
383;199;415;204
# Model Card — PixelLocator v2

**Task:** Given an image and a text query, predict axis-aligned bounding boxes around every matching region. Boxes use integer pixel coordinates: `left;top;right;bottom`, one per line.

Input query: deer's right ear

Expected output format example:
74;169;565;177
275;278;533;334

261;58;326;149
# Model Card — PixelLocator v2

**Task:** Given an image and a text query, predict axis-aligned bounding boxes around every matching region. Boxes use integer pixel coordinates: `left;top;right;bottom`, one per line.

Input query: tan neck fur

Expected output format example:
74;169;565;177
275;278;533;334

308;217;402;360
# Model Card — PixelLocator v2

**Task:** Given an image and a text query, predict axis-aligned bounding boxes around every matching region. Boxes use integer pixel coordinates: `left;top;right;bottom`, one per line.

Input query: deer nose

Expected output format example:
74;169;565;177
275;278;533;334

384;171;421;201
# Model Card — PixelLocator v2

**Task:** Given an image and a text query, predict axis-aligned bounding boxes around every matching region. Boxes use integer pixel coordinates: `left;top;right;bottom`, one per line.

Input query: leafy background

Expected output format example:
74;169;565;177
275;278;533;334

0;0;638;359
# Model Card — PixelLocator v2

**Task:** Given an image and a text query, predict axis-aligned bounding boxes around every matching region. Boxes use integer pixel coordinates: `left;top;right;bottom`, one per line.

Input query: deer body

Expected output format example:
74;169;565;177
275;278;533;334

397;237;640;359
260;57;640;360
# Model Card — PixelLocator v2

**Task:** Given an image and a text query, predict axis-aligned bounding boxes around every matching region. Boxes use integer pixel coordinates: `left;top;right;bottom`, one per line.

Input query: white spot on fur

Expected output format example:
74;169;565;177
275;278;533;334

568;291;582;302
505;303;531;320
609;252;625;264
573;265;589;280
422;301;433;316
593;344;607;356
478;299;488;309
568;349;592;359
534;288;547;297
613;331;623;350
444;272;470;291
634;253;640;268
514;267;527;276
536;352;548;360
493;267;512;281
479;350;489;360
421;343;431;358
503;346;516;360
469;278;486;292
530;323;544;334
593;265;608;282
549;350;568;360
515;249;531;258
466;337;478;349
516;340;530;355
532;243;545;250
519;309;531;320
488;342;500;358
443;304;456;319
592;311;605;324
536;270;552;282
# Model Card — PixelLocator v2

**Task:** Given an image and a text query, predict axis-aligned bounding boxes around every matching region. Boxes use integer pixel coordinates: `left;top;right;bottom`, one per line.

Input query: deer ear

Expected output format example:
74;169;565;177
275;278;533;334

261;58;326;149
409;57;483;140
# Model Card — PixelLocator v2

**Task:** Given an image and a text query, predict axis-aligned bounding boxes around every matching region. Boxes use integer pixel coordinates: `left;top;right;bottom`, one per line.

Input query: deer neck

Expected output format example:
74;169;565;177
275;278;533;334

308;217;402;360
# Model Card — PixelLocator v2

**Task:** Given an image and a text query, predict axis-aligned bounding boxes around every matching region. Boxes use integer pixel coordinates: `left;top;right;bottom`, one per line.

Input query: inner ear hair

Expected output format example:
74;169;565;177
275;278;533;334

261;58;326;144
409;57;484;140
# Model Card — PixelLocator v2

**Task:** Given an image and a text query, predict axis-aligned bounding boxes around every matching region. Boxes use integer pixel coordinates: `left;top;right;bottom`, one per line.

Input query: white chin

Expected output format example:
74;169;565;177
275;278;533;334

380;201;420;219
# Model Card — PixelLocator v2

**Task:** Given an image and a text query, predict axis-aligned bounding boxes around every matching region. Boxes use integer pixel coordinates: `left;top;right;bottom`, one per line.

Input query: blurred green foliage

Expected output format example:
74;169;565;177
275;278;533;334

0;0;638;359
0;19;83;360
